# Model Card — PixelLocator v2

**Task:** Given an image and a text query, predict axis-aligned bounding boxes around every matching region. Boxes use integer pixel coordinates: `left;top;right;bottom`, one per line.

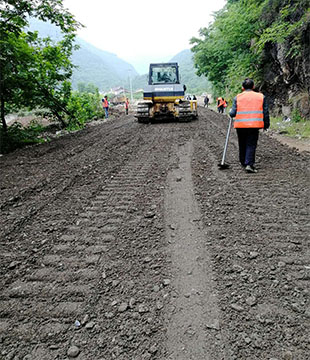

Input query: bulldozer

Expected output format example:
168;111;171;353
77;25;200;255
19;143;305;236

135;62;198;123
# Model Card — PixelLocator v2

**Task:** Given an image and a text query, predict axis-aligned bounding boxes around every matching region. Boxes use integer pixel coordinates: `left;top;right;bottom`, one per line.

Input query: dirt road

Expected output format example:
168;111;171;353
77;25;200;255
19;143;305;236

0;108;309;359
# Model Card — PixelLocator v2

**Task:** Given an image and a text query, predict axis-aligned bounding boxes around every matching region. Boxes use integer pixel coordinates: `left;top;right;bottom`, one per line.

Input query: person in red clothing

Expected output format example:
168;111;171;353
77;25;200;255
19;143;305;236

217;97;225;113
125;98;129;115
223;98;228;113
229;78;270;173
102;95;109;119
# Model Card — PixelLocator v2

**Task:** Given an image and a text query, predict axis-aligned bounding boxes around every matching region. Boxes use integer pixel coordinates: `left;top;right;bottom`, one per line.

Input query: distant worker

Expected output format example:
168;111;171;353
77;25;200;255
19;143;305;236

229;78;270;173
217;97;225;113
102;95;109;119
223;98;228;113
204;96;209;108
193;95;197;100
125;98;129;115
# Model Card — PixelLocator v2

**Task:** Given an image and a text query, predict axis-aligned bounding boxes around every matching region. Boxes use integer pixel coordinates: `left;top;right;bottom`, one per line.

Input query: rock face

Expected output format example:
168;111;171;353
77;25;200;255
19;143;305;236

261;19;310;118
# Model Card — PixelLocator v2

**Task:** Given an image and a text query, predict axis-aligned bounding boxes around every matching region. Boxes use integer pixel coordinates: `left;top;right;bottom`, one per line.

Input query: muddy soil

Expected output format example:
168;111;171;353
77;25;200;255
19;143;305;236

0;108;309;360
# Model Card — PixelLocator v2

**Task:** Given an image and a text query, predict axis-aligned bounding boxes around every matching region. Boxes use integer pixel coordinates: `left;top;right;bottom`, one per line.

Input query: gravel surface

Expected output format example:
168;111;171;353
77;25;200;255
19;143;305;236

0;108;309;359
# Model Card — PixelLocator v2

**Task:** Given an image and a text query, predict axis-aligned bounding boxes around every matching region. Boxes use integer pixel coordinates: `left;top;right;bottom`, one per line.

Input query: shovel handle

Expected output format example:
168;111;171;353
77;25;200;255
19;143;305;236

221;117;233;165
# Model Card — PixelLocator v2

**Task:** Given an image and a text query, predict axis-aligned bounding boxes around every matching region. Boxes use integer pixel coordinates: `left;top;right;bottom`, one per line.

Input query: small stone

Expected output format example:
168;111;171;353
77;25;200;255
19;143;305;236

118;302;128;312
112;280;120;287
244;337;252;344
67;345;80;358
85;321;95;329
153;285;160;292
176;177;182;182
231;304;244;312
8;261;21;270
144;256;152;263
129;298;136;308
278;261;286;268
81;315;89;326
205;319;220;330
149;344;158;354
237;251;245;258
156;301;164;310
249;251;259;259
246;296;257;307
144;212;155;218
49;345;59;350
163;279;171;286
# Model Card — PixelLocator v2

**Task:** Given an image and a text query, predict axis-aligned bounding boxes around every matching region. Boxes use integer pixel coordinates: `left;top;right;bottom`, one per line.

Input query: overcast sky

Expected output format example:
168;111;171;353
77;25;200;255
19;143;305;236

63;0;227;74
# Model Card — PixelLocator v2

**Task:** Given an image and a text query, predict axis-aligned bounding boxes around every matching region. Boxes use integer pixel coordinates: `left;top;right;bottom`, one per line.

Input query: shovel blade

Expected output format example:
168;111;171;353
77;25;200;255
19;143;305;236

218;163;230;170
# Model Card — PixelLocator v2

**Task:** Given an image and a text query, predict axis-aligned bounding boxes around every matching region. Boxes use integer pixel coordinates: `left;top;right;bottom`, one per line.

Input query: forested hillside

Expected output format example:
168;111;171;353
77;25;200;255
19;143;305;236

191;0;310;118
28;19;138;91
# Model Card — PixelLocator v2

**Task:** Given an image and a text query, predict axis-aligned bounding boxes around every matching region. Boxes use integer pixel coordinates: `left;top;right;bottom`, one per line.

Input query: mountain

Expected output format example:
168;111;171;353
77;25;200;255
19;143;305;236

132;49;211;94
170;50;210;93
27;20;209;94
27;19;138;91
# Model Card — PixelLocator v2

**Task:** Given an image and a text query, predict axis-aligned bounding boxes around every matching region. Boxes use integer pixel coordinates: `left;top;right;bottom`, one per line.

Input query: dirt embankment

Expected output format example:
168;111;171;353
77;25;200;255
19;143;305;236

0;108;309;359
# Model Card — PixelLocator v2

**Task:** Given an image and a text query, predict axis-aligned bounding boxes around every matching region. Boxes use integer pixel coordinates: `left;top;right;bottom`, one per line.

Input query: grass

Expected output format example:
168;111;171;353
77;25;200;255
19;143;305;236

270;116;310;138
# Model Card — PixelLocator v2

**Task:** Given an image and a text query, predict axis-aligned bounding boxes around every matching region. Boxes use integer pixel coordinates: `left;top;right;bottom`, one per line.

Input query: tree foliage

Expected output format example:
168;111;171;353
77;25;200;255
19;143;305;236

0;0;81;130
191;0;310;103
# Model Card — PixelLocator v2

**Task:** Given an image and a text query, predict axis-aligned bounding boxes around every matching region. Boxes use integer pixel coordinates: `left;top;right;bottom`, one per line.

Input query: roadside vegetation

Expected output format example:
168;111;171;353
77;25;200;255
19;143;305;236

191;0;310;120
1;0;309;154
270;111;310;138
0;1;105;153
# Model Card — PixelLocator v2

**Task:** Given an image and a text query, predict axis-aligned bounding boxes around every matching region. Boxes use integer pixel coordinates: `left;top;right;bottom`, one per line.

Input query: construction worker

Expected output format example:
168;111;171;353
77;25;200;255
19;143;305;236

223;98;228;113
125;98;129;115
204;95;209;108
102;95;109;119
217;97;225;113
229;78;270;173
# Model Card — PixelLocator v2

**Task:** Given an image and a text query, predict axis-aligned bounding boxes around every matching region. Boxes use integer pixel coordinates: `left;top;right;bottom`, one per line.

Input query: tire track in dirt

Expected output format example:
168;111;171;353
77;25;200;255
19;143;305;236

164;139;227;359
0;119;137;238
0;120;173;359
193;107;310;359
1;109;309;359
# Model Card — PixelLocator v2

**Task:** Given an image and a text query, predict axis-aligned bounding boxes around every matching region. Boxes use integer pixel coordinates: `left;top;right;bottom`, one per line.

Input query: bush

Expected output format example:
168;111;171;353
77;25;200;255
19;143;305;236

0;122;46;154
291;108;304;123
66;91;104;130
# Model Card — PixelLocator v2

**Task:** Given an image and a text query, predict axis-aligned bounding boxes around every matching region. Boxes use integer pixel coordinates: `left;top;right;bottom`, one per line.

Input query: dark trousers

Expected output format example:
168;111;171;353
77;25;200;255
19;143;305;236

236;128;259;166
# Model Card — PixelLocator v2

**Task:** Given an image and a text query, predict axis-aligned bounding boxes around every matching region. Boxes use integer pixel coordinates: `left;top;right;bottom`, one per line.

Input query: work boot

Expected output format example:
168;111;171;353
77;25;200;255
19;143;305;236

245;165;257;173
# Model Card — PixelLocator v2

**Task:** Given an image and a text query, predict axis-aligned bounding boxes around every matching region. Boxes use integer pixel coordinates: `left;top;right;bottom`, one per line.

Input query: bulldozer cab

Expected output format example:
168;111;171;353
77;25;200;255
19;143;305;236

149;63;180;85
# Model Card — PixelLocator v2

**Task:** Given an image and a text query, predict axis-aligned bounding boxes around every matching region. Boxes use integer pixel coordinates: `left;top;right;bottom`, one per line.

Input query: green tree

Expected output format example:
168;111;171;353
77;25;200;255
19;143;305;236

0;0;80;130
191;0;309;109
191;0;265;97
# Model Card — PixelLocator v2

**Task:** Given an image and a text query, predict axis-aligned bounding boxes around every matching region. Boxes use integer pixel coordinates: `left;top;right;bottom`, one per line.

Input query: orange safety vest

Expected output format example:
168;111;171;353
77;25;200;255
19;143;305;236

125;100;129;109
218;98;225;107
103;98;109;108
234;91;264;129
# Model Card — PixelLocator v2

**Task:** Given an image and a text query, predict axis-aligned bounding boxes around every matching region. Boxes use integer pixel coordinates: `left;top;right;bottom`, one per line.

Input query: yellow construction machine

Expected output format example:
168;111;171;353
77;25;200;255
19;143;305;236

136;62;198;123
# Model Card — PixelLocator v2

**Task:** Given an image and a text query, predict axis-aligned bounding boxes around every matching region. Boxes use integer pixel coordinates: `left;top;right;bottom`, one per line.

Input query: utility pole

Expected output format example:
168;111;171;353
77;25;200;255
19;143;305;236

129;70;133;102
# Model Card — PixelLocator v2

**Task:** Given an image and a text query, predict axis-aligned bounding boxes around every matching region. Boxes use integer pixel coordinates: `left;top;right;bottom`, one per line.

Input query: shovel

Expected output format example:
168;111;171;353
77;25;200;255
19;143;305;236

218;117;233;169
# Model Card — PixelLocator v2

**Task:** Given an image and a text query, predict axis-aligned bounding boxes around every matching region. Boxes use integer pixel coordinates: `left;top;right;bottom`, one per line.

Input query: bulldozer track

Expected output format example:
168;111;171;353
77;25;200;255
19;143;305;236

0;108;309;359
